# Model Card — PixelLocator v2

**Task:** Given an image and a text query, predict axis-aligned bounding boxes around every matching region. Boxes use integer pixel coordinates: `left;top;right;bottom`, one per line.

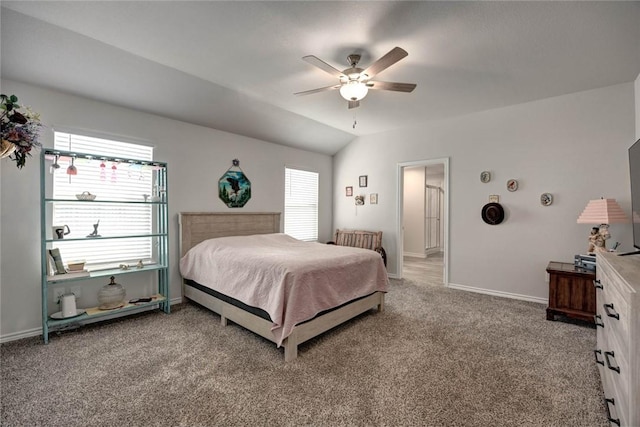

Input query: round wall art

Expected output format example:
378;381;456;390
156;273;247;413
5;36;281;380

481;202;505;225
480;171;491;183
540;193;553;206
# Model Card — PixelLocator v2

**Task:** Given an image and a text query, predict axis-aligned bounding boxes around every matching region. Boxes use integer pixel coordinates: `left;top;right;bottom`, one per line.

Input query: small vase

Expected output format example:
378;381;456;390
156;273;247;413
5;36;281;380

0;140;16;159
98;276;126;310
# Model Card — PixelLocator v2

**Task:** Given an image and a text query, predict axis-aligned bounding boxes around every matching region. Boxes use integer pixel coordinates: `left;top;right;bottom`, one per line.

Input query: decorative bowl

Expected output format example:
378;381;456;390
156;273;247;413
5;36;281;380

76;191;96;201
67;260;86;271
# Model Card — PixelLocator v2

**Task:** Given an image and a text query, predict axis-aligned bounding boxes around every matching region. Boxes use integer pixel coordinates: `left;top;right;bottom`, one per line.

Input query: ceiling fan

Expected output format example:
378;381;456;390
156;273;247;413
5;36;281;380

295;47;416;109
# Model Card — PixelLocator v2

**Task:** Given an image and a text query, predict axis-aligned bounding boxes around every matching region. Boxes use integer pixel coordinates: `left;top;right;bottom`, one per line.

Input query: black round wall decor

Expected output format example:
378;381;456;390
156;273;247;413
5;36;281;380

481;202;505;225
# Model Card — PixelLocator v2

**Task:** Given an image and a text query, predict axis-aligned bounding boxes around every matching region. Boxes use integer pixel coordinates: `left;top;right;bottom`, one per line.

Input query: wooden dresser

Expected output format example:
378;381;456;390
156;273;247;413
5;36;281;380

595;252;640;427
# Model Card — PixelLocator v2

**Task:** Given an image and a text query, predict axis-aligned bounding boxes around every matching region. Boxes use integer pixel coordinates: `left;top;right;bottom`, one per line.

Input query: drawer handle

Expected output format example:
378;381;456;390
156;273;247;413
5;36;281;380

604;398;621;426
593;279;603;290
604;303;620;320
594;315;604;328
604;351;621;374
594;349;604;366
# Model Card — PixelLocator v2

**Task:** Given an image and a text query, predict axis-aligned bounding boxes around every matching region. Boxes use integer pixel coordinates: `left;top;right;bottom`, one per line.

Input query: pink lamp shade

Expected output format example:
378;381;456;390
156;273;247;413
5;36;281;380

577;198;628;224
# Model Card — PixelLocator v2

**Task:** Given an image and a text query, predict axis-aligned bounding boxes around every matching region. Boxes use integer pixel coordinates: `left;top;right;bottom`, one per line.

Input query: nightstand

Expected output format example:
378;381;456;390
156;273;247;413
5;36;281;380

546;261;596;324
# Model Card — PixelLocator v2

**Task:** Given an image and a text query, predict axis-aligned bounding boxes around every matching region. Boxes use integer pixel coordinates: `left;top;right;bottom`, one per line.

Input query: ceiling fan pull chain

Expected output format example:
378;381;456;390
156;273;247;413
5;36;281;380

353;112;357;129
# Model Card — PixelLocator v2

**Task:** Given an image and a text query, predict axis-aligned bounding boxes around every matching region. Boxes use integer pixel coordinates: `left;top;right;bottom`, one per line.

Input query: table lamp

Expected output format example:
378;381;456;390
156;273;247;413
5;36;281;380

577;198;628;252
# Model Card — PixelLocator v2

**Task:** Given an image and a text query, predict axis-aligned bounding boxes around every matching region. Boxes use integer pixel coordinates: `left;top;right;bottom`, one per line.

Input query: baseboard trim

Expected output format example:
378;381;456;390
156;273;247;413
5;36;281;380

447;283;547;305
0;327;42;343
0;297;183;344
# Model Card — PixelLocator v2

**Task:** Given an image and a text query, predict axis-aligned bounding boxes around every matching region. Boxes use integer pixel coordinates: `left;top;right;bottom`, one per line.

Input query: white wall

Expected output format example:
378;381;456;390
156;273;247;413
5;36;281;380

334;83;635;301
0;79;333;340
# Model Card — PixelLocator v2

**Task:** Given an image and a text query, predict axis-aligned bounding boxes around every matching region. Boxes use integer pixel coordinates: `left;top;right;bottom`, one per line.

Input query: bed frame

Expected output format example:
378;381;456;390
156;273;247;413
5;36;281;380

179;212;385;361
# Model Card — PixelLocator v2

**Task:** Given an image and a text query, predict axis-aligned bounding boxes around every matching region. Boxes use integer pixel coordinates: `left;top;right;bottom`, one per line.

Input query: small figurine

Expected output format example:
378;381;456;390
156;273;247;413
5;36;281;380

587;224;611;253
587;227;599;253
87;219;101;238
136;260;144;269
595;224;611;252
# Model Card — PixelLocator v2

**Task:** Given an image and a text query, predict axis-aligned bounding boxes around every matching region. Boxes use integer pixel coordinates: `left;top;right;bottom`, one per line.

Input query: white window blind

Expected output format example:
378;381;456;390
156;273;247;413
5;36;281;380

53;132;154;269
284;167;318;241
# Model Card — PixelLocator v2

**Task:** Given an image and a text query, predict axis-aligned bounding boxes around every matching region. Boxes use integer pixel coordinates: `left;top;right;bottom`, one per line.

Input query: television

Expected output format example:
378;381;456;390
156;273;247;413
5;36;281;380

623;138;640;256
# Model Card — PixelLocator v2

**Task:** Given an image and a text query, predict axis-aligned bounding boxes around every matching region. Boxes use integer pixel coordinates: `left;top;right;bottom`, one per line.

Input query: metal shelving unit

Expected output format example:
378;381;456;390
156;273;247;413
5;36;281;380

40;148;170;343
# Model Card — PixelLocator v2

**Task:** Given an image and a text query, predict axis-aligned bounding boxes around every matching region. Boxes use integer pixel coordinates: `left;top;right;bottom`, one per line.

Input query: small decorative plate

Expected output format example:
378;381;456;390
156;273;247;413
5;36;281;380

50;309;86;319
480;171;491;183
507;179;518;192
540;193;553;206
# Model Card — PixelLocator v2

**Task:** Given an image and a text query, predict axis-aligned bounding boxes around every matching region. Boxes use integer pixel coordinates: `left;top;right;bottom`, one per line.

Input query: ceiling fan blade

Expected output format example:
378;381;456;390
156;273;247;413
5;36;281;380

362;47;408;79
302;55;345;79
366;81;416;92
348;100;360;109
294;85;341;96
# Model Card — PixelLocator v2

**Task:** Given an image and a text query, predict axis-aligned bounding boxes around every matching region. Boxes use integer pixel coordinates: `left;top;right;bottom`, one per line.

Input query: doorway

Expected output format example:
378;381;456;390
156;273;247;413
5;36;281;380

397;158;449;286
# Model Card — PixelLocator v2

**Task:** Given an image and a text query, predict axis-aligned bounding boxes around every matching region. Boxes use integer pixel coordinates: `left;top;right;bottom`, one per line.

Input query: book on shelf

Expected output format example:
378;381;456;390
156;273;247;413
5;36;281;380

47;269;90;281
48;248;66;275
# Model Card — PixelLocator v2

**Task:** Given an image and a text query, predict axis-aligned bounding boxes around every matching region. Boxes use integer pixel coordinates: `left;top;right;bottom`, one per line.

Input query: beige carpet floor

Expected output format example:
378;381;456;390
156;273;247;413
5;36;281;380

1;279;605;426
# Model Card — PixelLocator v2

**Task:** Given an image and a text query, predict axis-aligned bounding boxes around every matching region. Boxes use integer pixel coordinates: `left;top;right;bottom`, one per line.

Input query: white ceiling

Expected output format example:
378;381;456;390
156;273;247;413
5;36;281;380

2;1;639;155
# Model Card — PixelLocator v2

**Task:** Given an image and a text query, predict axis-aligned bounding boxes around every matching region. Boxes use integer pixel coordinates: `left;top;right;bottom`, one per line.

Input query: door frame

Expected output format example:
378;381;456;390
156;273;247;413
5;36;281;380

396;157;450;286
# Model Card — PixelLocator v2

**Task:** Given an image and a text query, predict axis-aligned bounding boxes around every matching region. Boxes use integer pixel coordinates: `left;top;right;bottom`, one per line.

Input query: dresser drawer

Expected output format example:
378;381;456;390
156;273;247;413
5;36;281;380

598;265;630;310
598;288;629;350
603;392;626;427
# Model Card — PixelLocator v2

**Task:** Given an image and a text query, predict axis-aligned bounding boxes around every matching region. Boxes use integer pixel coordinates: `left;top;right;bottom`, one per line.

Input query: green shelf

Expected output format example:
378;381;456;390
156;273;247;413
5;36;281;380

46;264;168;284
47;295;167;328
45;198;167;205
45;233;167;243
40;148;170;344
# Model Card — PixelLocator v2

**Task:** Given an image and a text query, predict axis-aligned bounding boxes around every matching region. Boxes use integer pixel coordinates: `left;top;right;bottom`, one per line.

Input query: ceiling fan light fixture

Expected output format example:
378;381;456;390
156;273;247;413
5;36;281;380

340;81;368;101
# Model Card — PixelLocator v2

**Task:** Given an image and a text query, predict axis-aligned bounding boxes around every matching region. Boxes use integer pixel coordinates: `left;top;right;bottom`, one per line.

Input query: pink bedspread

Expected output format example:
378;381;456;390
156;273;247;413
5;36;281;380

179;233;388;346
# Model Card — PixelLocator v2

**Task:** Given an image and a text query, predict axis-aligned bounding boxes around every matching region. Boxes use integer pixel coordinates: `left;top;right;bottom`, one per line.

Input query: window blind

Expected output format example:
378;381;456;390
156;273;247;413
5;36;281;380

284;167;318;241
53;132;154;269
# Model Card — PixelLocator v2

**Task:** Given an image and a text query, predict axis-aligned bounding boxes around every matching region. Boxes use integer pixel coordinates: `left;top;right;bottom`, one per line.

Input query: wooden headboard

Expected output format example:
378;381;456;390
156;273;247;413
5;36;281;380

179;212;281;257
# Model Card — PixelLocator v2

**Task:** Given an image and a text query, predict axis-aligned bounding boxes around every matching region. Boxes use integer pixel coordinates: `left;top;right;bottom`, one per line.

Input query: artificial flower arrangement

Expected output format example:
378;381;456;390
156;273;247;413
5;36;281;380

1;94;43;169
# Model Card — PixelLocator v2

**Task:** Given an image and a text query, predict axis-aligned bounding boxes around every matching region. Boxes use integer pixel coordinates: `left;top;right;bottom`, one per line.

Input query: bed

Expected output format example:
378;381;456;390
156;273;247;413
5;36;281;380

179;212;388;361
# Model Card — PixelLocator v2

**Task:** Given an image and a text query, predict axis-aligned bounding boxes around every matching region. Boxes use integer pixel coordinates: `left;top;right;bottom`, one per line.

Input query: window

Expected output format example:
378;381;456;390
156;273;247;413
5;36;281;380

52;131;154;269
284;167;318;241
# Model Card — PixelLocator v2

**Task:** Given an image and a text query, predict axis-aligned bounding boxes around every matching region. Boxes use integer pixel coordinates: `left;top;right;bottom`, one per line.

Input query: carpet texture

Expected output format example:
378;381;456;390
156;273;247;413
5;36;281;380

1;279;606;426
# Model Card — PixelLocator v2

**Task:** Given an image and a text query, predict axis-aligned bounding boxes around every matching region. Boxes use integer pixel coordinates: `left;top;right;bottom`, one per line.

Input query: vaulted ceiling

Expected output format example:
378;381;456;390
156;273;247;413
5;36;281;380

2;2;639;155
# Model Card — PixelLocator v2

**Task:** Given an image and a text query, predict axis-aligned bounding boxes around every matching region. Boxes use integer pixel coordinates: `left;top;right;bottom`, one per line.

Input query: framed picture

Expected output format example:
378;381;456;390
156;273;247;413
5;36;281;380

370;193;378;204
218;170;252;208
359;175;368;187
345;186;353;197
